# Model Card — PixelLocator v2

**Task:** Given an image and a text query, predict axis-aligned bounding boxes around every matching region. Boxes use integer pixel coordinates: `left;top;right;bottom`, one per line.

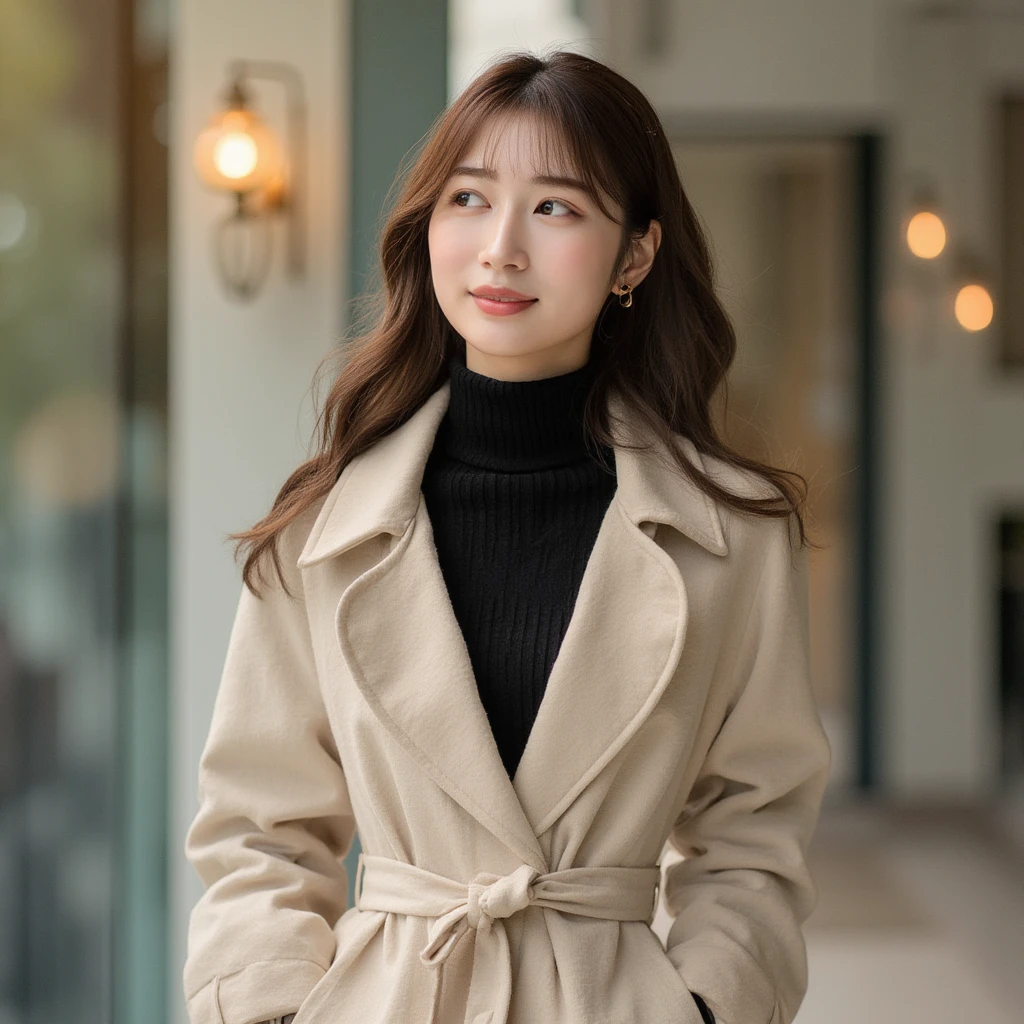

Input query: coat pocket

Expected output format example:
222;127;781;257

637;926;707;1024
290;909;387;1024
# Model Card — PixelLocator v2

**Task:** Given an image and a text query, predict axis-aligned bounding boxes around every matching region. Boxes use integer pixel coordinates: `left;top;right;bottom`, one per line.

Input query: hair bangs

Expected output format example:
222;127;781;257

450;92;625;225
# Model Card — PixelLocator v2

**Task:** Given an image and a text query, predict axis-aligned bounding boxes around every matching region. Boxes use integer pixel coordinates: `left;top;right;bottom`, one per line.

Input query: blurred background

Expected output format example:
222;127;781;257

0;0;1022;1022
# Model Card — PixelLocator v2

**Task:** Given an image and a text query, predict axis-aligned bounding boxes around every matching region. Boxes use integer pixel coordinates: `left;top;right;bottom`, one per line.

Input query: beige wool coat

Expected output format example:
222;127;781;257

183;378;832;1024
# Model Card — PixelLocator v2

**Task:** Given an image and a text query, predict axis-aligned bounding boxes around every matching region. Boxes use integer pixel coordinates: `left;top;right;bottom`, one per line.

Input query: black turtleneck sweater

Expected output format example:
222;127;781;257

420;351;617;782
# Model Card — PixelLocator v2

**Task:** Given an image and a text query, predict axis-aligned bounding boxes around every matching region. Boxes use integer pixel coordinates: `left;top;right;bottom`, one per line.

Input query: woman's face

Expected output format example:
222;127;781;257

428;113;659;382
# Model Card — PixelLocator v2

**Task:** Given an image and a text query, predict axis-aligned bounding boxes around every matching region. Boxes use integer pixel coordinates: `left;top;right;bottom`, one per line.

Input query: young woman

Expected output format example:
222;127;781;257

183;50;831;1024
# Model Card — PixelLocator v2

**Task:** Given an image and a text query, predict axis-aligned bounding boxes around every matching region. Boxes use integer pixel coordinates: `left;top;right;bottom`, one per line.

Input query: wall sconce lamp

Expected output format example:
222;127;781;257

193;60;307;301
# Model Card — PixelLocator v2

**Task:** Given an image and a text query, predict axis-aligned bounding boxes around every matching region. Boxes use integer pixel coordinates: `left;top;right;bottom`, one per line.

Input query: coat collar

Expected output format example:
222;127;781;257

296;377;727;870
297;379;727;570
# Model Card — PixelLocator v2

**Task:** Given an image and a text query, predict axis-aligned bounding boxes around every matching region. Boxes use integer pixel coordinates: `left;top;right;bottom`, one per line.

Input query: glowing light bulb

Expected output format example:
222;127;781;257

906;211;946;259
213;132;259;180
193;106;282;193
954;283;993;331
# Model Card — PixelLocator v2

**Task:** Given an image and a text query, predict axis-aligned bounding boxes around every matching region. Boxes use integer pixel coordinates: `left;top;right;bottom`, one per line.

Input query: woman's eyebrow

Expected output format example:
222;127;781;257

450;165;588;192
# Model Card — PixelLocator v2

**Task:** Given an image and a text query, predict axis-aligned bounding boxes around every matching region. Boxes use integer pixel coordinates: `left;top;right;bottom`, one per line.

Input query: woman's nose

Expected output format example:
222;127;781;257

479;211;528;271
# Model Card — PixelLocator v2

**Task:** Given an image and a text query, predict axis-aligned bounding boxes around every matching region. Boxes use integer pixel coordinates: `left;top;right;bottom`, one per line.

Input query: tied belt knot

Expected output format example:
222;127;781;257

422;862;540;961
354;852;662;1024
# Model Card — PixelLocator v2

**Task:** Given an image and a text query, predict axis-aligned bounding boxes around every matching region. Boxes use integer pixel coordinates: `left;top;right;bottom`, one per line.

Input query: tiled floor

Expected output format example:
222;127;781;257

654;794;1024;1024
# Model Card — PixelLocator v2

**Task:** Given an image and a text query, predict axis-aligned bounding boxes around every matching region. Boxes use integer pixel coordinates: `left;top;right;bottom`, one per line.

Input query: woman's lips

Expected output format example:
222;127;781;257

471;294;538;316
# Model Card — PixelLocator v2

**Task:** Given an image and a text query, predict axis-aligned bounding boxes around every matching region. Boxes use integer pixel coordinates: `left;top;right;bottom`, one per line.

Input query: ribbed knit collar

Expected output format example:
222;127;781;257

436;351;602;472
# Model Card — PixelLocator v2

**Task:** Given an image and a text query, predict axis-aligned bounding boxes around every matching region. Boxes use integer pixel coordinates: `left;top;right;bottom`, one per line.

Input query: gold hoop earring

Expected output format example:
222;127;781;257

618;283;633;308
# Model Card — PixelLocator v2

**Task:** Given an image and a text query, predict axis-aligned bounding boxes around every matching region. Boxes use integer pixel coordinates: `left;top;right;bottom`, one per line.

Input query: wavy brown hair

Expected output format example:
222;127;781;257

231;48;819;598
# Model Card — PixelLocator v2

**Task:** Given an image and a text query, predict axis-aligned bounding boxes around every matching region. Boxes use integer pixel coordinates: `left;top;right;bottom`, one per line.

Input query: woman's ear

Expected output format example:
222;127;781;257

616;219;662;293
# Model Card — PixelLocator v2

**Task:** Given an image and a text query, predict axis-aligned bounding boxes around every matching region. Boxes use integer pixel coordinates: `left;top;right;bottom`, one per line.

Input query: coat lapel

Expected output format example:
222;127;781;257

296;378;728;867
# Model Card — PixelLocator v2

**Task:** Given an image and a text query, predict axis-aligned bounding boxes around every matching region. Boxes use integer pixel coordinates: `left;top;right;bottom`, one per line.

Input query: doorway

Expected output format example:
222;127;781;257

667;134;880;797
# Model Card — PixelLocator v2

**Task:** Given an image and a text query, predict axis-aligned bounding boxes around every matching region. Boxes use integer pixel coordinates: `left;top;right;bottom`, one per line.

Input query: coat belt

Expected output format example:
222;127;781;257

353;852;662;1024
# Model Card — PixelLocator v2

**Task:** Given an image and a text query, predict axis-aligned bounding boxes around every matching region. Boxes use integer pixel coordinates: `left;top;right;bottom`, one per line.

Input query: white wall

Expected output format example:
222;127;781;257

168;1;348;1020
589;0;1024;799
593;0;886;118
449;0;591;98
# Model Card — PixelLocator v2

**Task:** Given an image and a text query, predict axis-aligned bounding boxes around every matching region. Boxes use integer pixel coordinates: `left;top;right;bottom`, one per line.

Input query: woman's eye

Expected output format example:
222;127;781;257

537;198;575;217
450;190;483;208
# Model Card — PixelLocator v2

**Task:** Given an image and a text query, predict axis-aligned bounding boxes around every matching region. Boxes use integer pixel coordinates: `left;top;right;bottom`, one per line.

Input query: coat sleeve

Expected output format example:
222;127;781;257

663;517;832;1024
182;526;357;1024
